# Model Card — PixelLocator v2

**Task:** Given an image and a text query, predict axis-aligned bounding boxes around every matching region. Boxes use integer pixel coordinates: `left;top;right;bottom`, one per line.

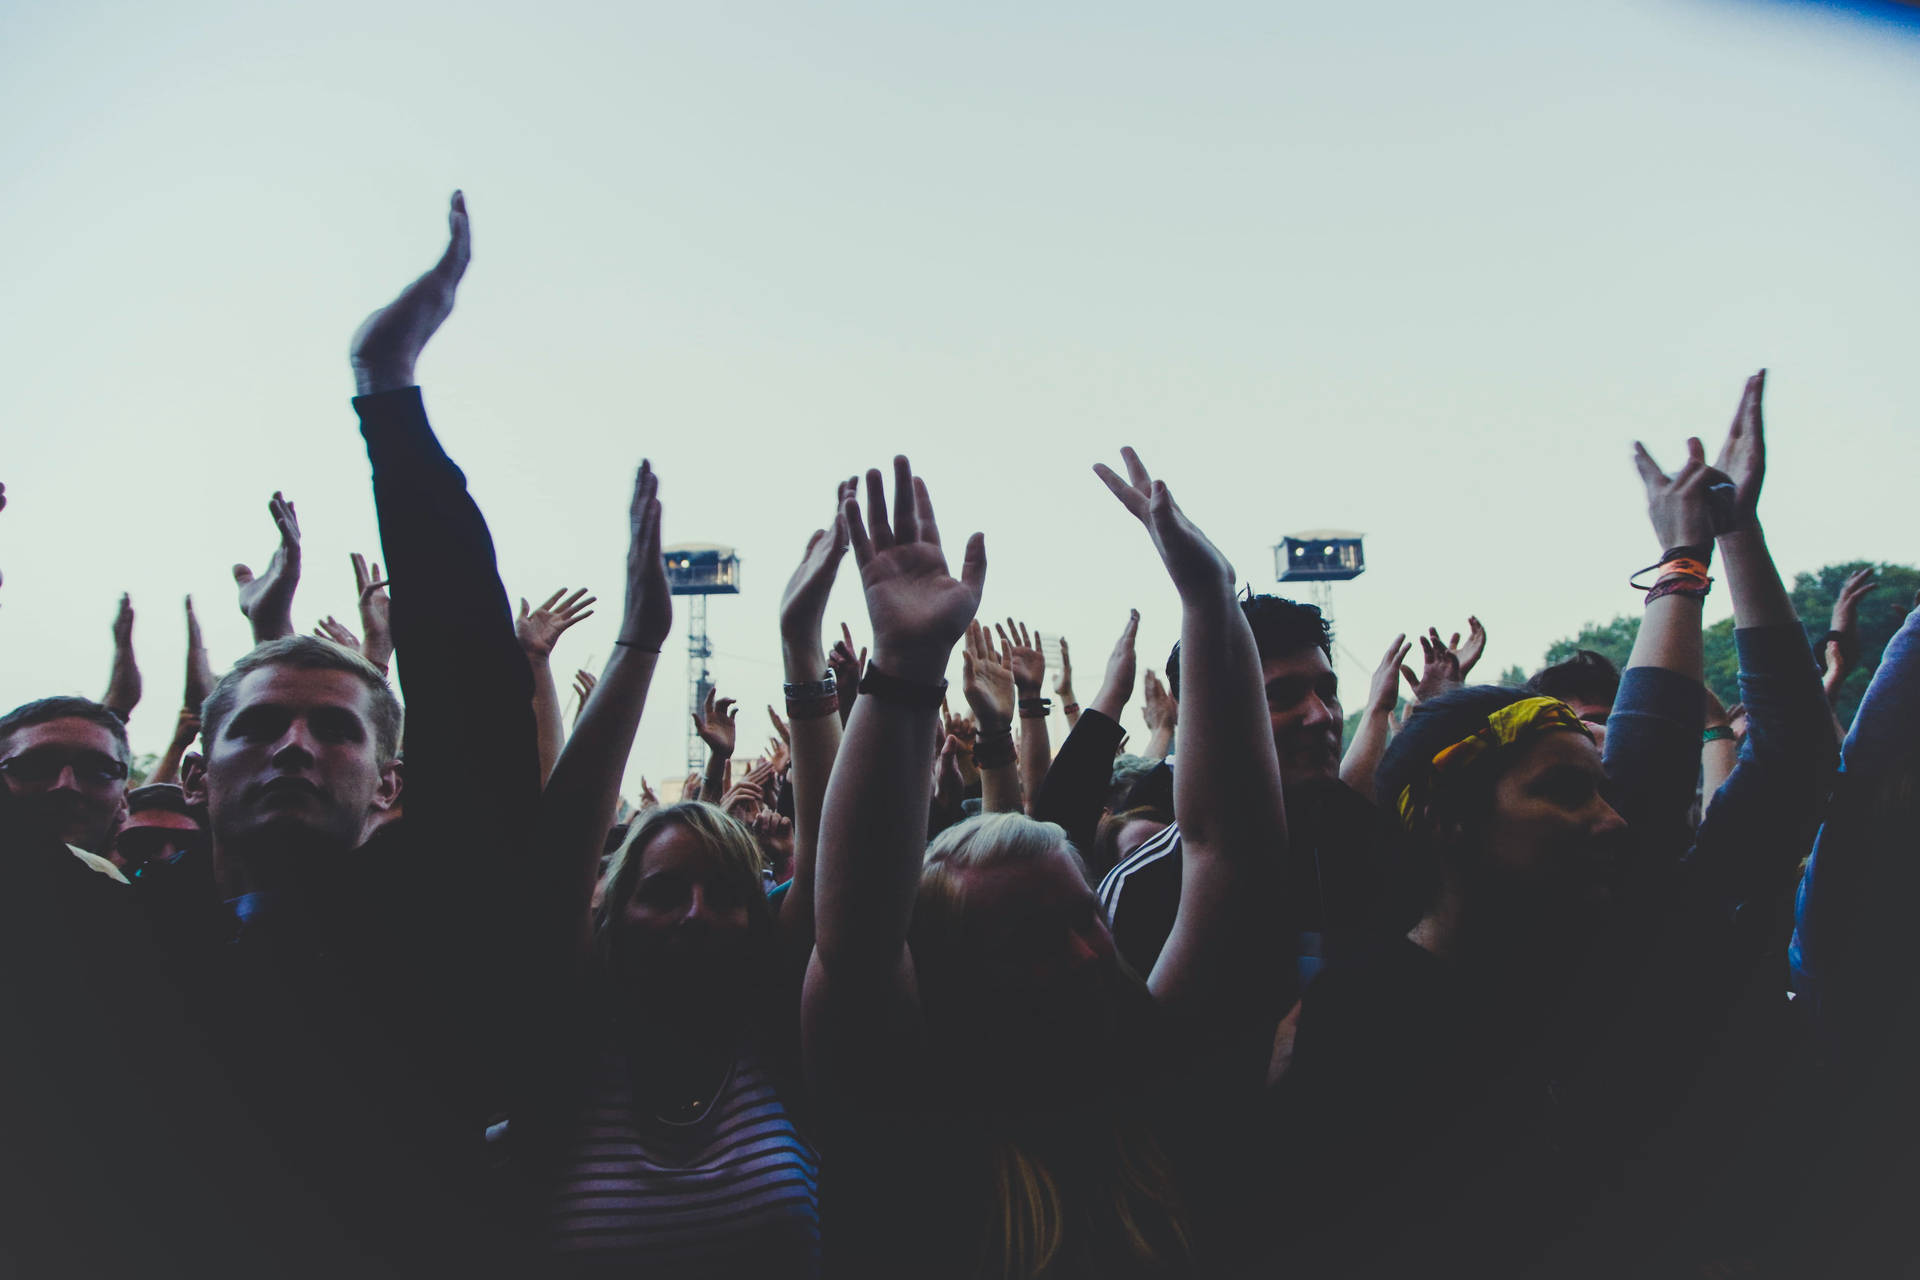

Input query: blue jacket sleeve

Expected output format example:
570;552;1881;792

1688;624;1835;917
1602;664;1704;884
1791;607;1920;1015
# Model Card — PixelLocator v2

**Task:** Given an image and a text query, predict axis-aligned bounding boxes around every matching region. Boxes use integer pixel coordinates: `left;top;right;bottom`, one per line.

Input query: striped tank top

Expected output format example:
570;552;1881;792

548;1049;820;1276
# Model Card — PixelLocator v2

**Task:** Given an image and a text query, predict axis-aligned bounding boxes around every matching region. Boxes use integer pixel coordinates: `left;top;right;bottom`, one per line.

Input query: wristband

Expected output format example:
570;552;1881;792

858;662;947;710
783;673;837;701
1644;573;1713;605
973;725;1016;769
1018;697;1053;719
1659;544;1714;571
785;692;840;722
1062;701;1081;717
1630;557;1712;593
1702;725;1736;744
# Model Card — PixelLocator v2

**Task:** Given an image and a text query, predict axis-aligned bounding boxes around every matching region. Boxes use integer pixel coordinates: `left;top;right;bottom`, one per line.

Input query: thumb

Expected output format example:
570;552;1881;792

233;564;255;586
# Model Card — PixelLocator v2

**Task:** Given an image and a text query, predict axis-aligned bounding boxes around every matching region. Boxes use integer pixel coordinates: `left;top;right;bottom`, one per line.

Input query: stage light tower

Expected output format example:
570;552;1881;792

663;542;742;772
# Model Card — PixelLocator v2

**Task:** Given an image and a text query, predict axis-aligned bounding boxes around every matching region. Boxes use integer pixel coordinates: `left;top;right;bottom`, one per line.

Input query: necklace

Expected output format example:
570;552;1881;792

650;1057;737;1128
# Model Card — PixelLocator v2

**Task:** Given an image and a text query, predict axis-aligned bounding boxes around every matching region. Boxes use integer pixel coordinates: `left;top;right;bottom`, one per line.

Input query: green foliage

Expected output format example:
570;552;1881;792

127;752;160;788
1496;664;1528;689
1790;561;1920;727
1536;561;1920;722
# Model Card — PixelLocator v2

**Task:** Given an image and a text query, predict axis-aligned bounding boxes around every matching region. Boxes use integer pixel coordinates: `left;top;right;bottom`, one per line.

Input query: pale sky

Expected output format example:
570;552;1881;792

3;0;1917;792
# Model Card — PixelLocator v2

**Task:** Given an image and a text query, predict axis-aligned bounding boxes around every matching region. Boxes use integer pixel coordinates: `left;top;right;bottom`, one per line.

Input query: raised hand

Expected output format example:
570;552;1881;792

828;622;866;725
315;616;363;651
570;668;597;727
351;553;394;672
169;707;203;754
961;619;1016;727
680;770;702;803
844;457;986;684
1830;567;1878;636
1711;370;1766;533
1053;636;1076;703
1093;447;1234;598
781;479;854;646
233;491;302;642
1141;667;1178;733
1367;634;1412;715
1450;616;1487;679
104;593;142;719
767;705;792;748
1092;609;1141;718
693;687;738;757
517;588;596;657
1401;628;1462;703
637;776;660;811
183;596;215;712
620;461;673;651
350;191;472;395
1631;436;1719;554
997;619;1047;696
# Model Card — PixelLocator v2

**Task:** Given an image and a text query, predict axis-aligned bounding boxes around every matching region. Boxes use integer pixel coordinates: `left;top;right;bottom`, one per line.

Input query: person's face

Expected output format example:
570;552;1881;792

1477;730;1625;912
1262;648;1343;785
0;718;129;853
610;822;759;1013
114;807;203;871
185;666;398;863
1114;817;1169;864
942;847;1126;1088
1560;697;1612;752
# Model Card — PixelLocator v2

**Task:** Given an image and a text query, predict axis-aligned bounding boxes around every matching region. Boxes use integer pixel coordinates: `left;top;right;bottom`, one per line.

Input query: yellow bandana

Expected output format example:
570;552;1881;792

1394;696;1594;830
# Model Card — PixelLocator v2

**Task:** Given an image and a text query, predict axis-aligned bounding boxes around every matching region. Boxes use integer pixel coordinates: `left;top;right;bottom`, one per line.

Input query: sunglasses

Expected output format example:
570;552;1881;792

0;750;128;787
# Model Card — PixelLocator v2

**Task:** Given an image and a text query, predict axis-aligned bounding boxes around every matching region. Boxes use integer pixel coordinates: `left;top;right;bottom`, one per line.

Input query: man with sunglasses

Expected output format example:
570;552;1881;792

0;695;132;861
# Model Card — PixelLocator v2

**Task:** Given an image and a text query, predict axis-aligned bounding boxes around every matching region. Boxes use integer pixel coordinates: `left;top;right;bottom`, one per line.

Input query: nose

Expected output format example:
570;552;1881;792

681;884;716;926
1591;796;1627;836
50;765;83;792
1300;693;1335;729
268;720;319;767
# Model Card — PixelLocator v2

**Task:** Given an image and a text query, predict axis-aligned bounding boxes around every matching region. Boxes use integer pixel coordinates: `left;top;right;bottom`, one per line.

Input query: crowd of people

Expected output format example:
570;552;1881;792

4;192;1916;1279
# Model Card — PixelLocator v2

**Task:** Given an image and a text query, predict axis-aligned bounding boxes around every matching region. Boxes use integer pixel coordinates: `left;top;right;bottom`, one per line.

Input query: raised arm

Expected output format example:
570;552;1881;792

183;596;215;716
144;707;202;788
960;621;1023;814
538;465;672;969
774;481;854;952
1689;370;1836;900
693;688;738;803
516;588;596;784
101;594;142;722
1093;448;1286;1014
1601;432;1715;849
1054;636;1079;727
1001;620;1052;812
1140;668;1177;761
349;191;539;882
1031;610;1138;864
1340;633;1410;800
806;457;985;1088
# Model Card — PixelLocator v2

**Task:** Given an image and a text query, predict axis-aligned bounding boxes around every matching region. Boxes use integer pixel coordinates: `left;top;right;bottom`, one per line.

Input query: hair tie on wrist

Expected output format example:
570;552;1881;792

1644;573;1712;605
973;725;1017;769
1631;557;1713;593
1018;697;1053;719
1702;724;1736;744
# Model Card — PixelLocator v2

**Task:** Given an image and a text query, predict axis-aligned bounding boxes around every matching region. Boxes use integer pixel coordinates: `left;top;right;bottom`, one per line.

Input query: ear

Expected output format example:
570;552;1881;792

371;757;403;813
180;753;209;807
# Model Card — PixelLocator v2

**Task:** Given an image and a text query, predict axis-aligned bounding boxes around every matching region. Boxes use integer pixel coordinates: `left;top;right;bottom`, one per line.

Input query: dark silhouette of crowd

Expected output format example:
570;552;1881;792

4;194;1914;1278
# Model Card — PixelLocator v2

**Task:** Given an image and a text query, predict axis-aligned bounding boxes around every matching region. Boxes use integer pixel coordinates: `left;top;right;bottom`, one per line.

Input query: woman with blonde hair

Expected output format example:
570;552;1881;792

806;452;1285;1277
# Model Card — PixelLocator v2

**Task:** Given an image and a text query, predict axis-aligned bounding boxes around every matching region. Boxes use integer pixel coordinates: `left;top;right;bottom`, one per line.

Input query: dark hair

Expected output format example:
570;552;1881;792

1165;595;1331;700
1374;685;1530;821
1525;650;1620;710
127;783;205;825
201;636;403;763
0;696;131;765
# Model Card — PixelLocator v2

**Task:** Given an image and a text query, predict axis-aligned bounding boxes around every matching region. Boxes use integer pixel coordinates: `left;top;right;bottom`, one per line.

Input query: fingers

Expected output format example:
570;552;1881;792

438;189;472;282
1402;664;1419;692
844;492;874;567
891;456;918;544
912;475;940;547
863;468;894;551
1120;446;1150;491
959;532;987;596
1631;442;1665;488
518;597;529;619
1093;462;1148;520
